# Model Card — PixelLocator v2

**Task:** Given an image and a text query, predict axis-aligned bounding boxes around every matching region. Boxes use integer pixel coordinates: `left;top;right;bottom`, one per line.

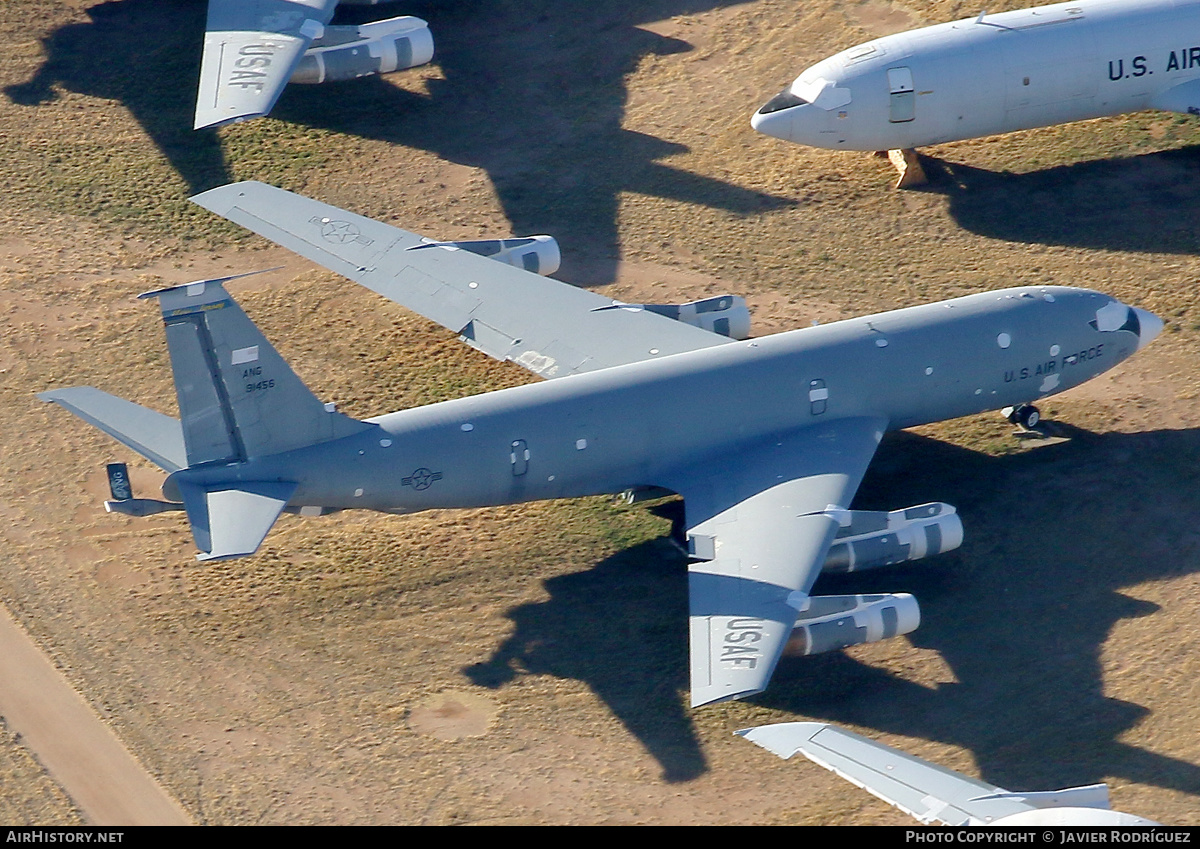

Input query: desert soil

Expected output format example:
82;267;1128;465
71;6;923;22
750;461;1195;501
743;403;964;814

1;0;1200;825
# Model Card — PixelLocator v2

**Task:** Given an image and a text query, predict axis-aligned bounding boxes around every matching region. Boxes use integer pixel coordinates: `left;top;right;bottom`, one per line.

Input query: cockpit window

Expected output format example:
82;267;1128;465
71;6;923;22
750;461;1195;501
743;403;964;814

757;90;809;115
1089;300;1138;334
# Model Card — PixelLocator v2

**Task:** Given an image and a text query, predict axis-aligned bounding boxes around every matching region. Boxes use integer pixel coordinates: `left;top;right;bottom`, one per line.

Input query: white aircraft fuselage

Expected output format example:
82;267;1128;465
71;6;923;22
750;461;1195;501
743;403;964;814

753;0;1200;152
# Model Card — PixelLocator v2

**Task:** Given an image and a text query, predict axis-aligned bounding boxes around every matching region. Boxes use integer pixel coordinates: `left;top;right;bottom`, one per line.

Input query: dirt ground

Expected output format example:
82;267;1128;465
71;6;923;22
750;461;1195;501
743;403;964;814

2;0;1200;826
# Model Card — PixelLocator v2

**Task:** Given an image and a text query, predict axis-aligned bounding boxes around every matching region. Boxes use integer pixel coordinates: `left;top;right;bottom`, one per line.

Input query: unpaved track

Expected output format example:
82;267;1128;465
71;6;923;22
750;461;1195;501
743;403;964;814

0;604;192;826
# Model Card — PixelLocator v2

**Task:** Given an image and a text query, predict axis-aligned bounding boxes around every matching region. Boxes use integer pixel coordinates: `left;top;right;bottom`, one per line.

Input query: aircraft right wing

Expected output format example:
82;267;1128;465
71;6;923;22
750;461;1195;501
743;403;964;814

190;181;735;378
195;0;339;129
661;417;888;707
738;722;1118;826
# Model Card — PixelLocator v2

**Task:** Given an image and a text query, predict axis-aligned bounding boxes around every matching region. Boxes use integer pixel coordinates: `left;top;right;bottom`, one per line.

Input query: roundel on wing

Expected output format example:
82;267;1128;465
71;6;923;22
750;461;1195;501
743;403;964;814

321;220;362;244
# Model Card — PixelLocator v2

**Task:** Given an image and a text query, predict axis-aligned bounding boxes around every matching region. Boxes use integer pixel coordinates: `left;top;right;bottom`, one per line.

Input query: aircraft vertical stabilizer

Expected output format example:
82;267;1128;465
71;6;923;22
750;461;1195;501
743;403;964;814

138;272;370;467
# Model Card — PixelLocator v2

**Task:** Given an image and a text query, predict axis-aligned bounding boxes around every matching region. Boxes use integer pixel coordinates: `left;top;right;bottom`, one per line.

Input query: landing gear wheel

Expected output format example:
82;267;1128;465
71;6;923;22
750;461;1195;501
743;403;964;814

1005;404;1041;429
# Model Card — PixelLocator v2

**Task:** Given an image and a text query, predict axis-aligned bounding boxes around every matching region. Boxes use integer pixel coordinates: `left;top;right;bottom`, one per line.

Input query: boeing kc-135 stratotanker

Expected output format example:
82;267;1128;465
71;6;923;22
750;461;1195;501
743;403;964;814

753;0;1200;185
40;182;1162;707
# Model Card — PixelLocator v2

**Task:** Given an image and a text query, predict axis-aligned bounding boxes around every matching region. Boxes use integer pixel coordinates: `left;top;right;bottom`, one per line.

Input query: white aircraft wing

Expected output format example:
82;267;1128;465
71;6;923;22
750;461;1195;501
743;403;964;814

738;722;1158;826
195;0;340;129
190;181;734;378
662;417;887;707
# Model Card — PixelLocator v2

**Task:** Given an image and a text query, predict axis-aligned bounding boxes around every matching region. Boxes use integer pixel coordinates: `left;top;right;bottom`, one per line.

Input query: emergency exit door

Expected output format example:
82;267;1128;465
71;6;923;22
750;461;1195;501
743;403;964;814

888;67;915;123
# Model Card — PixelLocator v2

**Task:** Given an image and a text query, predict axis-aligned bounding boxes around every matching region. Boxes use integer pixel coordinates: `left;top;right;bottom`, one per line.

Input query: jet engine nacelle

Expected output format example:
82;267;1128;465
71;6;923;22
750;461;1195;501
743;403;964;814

784;592;920;657
291;17;434;85
606;296;751;340
409;235;562;276
822;502;962;574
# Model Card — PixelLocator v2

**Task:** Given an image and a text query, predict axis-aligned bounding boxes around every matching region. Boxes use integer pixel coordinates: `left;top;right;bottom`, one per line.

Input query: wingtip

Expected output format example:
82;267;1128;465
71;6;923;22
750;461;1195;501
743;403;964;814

192;109;229;131
736;722;829;759
137;267;285;300
37;386;87;403
193;109;266;131
690;685;763;708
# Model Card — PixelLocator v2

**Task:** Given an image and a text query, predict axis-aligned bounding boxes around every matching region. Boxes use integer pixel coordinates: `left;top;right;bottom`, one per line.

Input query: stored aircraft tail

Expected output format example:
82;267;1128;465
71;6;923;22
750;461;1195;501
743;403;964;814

141;271;368;466
41;272;370;560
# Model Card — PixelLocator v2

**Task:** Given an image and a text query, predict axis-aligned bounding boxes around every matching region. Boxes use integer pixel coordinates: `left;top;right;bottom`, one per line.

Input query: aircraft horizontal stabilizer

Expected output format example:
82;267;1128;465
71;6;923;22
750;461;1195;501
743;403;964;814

178;481;297;561
38;387;186;473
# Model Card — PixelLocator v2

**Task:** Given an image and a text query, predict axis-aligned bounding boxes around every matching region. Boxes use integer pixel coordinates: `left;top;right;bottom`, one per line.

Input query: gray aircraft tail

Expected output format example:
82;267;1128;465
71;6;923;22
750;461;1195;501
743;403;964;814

139;271;369;467
41;272;371;561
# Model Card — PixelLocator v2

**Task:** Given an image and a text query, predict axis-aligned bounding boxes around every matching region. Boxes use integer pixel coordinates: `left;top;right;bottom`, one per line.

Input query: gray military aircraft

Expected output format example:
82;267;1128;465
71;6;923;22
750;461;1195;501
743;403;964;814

40;181;1162;707
195;1;434;129
739;722;1161;825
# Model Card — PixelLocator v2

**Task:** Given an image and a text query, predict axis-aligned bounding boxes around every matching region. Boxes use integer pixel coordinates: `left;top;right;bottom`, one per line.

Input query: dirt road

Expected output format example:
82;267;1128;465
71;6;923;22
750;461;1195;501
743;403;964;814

0;604;191;825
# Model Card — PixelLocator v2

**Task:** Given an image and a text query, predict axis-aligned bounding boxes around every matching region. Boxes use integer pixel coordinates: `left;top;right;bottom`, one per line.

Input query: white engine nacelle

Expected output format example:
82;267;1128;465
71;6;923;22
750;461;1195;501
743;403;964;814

291;16;434;85
408;235;562;276
822;502;962;574
784;593;920;657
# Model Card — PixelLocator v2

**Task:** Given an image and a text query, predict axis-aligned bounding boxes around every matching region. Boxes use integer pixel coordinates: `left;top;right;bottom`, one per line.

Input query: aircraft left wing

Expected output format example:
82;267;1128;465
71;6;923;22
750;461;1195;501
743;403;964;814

662;417;888;707
195;0;340;129
191;182;735;378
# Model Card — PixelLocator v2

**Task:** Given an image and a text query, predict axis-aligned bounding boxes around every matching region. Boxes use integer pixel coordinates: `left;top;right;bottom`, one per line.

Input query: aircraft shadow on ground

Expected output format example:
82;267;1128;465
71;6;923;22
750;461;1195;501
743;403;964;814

763;425;1200;798
463;528;704;782
920;146;1200;256
4;0;229;194
470;423;1200;791
6;0;791;284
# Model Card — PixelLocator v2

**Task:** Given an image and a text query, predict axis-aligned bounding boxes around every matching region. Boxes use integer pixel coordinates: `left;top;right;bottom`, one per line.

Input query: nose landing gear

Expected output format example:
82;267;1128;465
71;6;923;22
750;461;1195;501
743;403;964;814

1002;404;1041;431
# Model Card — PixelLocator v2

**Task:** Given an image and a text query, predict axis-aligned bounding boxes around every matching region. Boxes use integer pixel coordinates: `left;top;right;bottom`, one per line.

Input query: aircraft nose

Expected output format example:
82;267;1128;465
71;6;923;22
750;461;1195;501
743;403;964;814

751;89;809;141
1133;307;1163;350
